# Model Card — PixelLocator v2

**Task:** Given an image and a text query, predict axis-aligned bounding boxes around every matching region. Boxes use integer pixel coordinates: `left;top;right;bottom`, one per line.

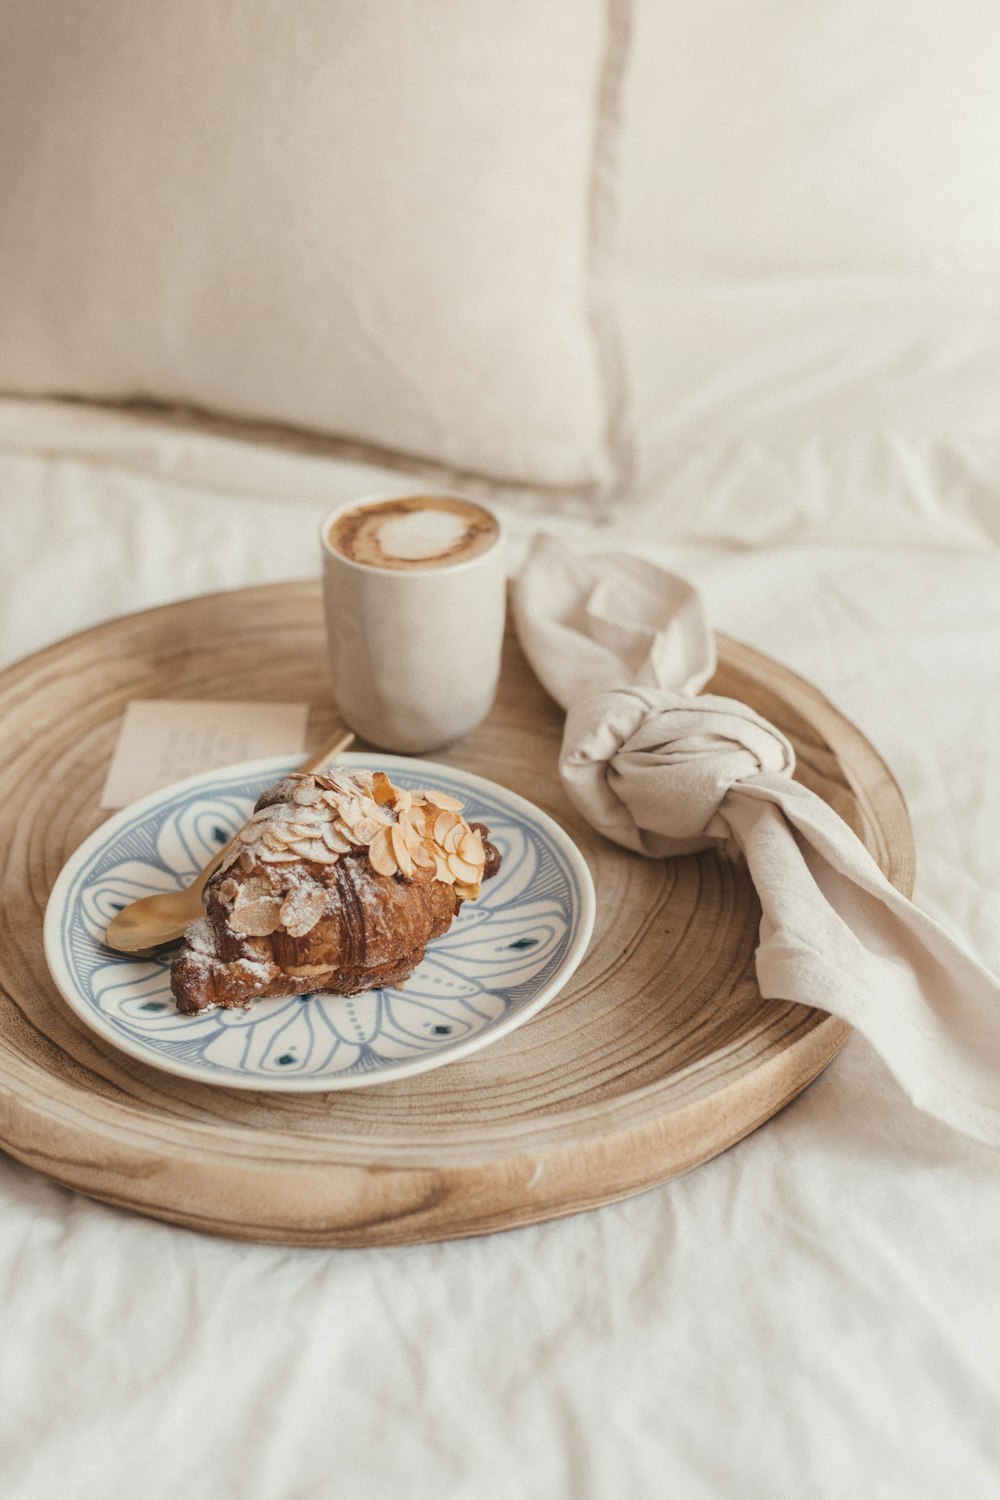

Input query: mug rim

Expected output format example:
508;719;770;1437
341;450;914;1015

319;490;505;578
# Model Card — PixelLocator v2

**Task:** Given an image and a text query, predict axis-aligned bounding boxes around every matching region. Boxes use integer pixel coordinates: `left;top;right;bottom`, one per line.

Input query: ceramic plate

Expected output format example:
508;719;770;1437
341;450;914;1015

43;754;595;1091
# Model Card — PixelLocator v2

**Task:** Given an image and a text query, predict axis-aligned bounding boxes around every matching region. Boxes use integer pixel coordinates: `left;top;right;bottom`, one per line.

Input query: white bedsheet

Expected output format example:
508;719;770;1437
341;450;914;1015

1;402;999;1500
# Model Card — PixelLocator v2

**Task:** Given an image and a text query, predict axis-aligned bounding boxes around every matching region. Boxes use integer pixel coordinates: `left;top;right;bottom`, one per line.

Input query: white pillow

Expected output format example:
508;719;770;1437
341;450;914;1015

0;1;611;493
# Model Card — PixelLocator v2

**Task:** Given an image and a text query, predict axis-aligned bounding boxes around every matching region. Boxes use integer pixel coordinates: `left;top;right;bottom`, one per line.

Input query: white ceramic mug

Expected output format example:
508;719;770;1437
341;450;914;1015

320;492;507;753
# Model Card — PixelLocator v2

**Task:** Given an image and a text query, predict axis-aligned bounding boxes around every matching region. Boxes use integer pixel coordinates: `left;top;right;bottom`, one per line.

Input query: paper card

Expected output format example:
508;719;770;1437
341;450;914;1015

100;699;310;810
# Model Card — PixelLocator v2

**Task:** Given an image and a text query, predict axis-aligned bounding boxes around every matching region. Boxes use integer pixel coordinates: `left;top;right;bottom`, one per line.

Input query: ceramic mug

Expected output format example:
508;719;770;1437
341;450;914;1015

320;492;506;753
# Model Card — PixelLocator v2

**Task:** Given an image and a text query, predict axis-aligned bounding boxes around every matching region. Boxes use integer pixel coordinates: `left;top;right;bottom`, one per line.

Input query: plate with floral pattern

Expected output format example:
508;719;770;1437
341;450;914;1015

43;754;595;1091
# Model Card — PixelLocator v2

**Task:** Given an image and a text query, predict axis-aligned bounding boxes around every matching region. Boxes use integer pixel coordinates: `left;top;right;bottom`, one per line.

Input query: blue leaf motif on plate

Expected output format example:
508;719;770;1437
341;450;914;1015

79;862;185;944
155;794;252;882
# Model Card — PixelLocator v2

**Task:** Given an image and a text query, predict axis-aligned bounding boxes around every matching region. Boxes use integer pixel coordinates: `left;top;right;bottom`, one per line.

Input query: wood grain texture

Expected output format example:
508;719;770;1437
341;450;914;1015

0;582;915;1246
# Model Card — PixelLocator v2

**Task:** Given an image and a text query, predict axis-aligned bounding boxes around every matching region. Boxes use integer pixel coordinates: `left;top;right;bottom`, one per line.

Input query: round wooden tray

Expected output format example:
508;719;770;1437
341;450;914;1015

0;581;913;1246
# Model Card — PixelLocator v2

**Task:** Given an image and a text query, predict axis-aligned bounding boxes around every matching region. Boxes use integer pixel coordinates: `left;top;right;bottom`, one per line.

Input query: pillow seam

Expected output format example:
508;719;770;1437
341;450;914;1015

586;0;637;516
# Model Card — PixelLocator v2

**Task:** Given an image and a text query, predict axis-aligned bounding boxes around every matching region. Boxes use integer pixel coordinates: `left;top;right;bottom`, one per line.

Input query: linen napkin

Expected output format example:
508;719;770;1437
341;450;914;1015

514;536;1000;1147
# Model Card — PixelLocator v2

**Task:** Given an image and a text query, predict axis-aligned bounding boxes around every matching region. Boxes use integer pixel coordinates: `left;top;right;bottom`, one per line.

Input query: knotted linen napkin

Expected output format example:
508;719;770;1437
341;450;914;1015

513;536;1000;1147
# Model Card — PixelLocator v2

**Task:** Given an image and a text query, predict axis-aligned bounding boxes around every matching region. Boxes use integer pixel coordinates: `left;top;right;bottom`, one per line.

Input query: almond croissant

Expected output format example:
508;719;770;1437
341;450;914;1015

170;768;501;1014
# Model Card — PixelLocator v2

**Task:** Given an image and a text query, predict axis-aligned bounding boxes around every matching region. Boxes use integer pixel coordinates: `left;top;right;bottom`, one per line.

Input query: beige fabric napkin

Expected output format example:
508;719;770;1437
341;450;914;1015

514;536;1000;1147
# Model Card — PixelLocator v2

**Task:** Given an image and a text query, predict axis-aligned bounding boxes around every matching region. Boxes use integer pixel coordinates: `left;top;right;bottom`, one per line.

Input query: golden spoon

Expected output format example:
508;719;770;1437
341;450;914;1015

104;727;356;954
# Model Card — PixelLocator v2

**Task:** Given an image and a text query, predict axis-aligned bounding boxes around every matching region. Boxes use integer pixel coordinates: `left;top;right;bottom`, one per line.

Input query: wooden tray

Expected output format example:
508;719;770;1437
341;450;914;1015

0;581;913;1246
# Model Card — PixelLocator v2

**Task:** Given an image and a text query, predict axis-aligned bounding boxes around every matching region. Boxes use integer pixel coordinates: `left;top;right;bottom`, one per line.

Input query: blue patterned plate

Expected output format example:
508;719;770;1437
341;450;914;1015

43;754;595;1091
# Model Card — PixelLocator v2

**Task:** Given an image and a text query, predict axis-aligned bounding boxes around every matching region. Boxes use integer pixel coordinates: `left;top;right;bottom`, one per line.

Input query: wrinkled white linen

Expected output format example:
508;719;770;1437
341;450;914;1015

621;0;1000;546
1;404;1000;1499
515;539;1000;1147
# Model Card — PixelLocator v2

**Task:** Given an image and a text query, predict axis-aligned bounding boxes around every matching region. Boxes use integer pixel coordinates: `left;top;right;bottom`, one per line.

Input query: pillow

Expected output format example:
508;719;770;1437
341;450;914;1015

0;1;615;495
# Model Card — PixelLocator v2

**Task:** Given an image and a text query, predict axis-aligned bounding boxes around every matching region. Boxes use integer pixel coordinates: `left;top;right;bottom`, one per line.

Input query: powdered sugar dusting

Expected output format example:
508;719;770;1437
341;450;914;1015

179;917;273;987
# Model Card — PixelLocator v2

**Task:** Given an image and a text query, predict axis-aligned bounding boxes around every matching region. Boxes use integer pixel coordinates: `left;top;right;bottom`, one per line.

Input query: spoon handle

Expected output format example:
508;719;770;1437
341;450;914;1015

299;725;357;774
194;726;357;896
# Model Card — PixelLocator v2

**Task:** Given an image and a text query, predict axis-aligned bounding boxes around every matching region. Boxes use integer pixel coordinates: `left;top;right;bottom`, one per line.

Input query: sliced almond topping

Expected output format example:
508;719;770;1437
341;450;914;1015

411;838;436;869
401;824;429;862
390;823;415;878
396;808;421;843
368;826;398;877
284;819;320;839
293;780;323;806
258;847;301;865
245;807;276;828
350;815;383;844
227;897;283;937
423;788;464;812
433;809;460;845
372;772;395;806
409;803;434;838
322;825;352;854
447;851;480;883
263;830;295;856
264;827;298;850
443;823;465;855
285;962;336;977
400;817;422;846
336;795;364;826
223;771;486;898
397;814;417;846
459;827;485;864
280;886;327;938
232;874;272;905
217;878;239;905
291;837;338;865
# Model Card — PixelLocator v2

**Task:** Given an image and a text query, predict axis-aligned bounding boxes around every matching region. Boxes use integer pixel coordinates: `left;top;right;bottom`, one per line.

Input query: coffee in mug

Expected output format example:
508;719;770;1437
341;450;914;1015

326;495;499;571
320;493;506;753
